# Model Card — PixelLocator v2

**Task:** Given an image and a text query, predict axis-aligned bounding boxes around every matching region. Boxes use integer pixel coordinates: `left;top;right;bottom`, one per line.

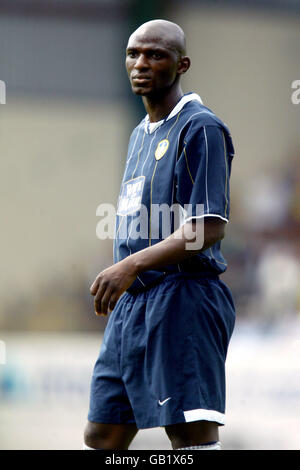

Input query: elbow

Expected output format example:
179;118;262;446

218;225;226;242
203;218;226;248
205;232;224;248
187;218;226;253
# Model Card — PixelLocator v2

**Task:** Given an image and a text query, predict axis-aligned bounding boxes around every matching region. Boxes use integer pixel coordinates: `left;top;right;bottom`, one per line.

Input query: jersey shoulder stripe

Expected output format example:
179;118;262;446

177;101;235;157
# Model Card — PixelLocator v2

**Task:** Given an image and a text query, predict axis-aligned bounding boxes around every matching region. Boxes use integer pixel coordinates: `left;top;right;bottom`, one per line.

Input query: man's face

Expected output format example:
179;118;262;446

125;35;180;97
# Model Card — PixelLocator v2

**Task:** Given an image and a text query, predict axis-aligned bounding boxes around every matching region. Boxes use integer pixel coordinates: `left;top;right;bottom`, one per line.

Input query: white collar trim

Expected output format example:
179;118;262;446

144;93;203;134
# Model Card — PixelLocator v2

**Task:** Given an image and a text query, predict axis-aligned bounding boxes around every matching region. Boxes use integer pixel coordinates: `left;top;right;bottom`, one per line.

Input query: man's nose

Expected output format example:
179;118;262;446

134;54;149;69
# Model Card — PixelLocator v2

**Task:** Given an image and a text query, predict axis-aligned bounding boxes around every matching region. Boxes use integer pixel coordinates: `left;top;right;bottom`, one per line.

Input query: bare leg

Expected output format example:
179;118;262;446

84;421;138;450
165;421;219;449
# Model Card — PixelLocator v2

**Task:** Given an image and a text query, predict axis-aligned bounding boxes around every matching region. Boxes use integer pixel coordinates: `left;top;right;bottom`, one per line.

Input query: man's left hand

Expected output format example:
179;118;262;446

90;259;138;316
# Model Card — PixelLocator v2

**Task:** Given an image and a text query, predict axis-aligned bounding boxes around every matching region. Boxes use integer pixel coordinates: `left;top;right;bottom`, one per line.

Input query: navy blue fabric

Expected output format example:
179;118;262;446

87;273;235;429
113;95;235;292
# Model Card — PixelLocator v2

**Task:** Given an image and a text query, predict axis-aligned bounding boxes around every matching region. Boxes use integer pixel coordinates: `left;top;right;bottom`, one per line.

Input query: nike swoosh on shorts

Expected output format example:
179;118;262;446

158;397;171;406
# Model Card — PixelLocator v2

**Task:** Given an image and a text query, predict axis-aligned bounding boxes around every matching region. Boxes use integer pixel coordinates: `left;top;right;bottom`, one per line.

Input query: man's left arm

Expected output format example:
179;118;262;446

91;123;234;316
91;217;225;315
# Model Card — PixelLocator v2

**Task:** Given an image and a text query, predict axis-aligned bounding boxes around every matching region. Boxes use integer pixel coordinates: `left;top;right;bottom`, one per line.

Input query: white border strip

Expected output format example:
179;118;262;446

203;126;210;214
184;213;229;224
184;408;225;425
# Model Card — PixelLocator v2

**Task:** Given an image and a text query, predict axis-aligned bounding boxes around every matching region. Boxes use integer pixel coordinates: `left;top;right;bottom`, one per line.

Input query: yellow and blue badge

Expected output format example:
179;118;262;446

155;139;169;161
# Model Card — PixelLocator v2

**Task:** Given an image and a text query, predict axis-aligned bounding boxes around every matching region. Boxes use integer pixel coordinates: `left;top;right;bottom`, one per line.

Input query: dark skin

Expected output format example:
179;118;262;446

84;20;223;450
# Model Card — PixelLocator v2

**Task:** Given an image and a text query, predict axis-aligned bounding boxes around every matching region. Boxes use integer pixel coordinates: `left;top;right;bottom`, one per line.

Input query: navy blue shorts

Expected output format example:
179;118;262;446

87;272;235;429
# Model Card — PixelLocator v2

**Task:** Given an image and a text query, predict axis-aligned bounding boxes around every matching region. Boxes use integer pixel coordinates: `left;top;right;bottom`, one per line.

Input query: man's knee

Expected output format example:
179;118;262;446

83;421;138;450
84;421;104;449
165;420;219;450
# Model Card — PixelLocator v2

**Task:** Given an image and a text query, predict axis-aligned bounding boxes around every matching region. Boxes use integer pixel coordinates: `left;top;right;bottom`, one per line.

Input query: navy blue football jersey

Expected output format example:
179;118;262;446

113;93;235;290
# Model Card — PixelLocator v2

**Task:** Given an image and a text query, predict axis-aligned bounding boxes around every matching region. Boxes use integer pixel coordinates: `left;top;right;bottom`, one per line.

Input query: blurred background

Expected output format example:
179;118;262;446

0;0;300;450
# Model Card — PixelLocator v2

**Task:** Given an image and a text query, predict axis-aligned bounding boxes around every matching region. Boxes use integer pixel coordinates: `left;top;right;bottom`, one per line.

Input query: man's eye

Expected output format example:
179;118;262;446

127;52;137;58
152;53;162;59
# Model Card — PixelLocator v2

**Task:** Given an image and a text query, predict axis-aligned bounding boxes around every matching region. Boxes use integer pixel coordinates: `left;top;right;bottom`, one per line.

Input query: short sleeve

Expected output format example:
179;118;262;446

174;122;234;223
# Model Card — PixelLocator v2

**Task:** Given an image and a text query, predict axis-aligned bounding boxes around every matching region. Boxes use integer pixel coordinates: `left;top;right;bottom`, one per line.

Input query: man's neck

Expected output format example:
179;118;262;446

142;87;183;123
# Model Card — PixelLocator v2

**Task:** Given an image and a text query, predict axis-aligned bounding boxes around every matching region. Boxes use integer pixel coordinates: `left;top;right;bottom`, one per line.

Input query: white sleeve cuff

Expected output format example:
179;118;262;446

184;213;229;224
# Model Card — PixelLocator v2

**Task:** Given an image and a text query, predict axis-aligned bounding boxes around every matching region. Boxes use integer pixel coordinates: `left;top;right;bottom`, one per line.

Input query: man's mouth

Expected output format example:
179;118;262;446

132;76;152;83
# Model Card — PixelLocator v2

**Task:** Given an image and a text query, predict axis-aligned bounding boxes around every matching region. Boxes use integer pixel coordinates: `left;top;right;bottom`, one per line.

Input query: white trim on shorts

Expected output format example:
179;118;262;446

183;408;225;425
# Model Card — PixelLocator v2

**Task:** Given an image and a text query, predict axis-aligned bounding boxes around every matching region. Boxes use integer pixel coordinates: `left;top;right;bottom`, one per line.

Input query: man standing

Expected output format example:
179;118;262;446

84;19;235;450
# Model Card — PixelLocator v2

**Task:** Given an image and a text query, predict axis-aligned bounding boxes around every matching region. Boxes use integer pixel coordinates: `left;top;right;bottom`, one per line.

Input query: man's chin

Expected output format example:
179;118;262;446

131;85;153;96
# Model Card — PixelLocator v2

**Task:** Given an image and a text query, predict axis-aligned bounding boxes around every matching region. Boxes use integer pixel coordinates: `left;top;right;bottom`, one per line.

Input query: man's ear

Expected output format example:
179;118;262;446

178;56;191;75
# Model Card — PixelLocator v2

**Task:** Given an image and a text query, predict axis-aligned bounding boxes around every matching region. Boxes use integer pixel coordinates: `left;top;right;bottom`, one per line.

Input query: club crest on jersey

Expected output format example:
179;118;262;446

155;139;169;160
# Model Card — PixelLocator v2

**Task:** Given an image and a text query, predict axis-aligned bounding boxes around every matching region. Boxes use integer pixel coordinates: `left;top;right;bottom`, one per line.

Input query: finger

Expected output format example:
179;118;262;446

94;282;107;315
99;287;114;316
108;294;120;313
90;277;100;296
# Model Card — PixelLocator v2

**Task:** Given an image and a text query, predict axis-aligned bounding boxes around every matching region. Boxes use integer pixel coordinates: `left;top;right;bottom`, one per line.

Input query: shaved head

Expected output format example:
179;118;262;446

128;19;186;57
125;19;190;108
